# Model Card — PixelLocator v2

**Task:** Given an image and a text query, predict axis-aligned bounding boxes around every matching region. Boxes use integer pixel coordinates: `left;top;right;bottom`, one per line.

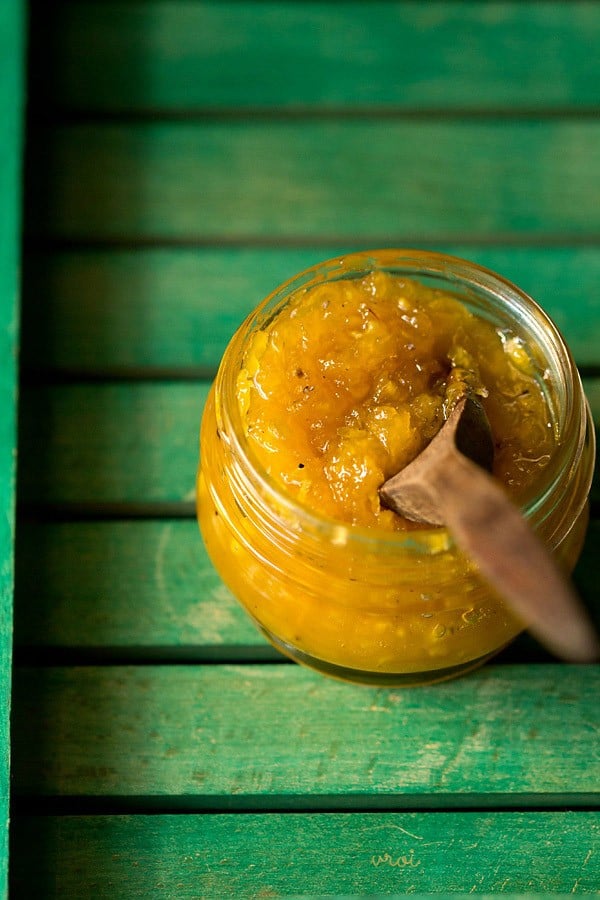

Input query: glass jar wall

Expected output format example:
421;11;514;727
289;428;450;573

197;251;595;685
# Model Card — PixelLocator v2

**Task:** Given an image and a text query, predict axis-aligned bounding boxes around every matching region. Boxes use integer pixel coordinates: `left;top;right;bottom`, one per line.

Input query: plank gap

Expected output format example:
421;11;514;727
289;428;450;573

20;366;217;385
578;365;600;379
15;502;600;525
22;234;600;251
12;646;286;667
17;501;197;522
11;637;568;668
26;105;600;125
10;794;600;817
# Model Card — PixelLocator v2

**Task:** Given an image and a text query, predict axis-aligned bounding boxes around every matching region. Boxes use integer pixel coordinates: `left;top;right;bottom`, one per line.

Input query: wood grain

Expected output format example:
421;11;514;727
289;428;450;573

21;246;600;372
10;811;600;897
11;665;600;806
28;1;600;112
25;121;600;241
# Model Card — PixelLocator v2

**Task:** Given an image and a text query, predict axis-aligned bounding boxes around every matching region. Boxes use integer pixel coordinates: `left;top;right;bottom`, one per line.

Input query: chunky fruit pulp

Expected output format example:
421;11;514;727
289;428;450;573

198;272;582;680
238;271;555;529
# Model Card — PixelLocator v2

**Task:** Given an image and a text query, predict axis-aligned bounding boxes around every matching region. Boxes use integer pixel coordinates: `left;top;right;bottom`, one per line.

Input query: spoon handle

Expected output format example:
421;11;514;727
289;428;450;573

431;451;599;663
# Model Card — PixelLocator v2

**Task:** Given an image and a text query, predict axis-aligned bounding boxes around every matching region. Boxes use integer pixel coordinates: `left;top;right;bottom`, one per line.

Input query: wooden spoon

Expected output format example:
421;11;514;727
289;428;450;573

379;396;599;662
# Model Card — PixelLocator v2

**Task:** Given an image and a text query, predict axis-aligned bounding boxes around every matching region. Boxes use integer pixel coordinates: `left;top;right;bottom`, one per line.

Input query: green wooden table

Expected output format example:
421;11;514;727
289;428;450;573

7;2;600;896
0;0;25;896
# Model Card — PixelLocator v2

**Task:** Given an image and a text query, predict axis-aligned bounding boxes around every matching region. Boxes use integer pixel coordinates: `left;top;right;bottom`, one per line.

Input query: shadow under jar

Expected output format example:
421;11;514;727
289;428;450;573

197;250;595;685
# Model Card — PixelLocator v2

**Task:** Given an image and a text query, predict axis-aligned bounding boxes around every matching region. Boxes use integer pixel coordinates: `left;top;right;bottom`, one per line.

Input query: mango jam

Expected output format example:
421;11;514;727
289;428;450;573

198;252;594;684
237;270;555;531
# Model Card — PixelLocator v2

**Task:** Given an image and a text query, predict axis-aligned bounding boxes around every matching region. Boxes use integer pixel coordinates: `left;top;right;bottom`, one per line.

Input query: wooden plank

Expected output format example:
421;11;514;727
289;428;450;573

0;0;24;895
13;520;267;658
10;811;600;897
17;379;600;507
25;121;600;241
13;518;600;659
28;1;600;112
18;383;206;506
21;246;600;372
11;665;600;806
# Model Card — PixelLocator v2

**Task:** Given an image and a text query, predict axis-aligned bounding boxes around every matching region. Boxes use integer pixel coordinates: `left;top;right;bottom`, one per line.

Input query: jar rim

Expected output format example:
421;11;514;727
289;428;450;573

216;249;588;555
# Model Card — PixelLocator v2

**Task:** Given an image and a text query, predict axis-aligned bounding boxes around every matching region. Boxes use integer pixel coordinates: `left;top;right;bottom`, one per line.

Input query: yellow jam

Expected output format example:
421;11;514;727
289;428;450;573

198;255;592;683
237;271;556;531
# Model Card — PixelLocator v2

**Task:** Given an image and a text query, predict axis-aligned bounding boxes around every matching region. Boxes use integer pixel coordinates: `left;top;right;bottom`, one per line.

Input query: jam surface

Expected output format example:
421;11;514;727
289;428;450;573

237;271;556;530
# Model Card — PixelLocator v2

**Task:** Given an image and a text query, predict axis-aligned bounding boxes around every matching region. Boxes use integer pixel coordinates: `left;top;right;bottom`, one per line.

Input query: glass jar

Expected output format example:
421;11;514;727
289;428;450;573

196;250;595;685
